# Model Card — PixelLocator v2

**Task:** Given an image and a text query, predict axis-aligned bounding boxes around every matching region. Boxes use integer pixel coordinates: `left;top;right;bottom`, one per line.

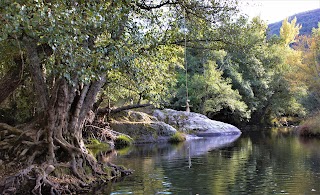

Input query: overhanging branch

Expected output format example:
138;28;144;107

134;0;179;10
97;103;152;115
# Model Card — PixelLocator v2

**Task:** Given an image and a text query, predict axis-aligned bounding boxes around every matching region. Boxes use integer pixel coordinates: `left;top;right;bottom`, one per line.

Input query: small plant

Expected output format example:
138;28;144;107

168;132;186;143
88;138;101;145
114;135;133;149
87;138;110;148
86;138;111;157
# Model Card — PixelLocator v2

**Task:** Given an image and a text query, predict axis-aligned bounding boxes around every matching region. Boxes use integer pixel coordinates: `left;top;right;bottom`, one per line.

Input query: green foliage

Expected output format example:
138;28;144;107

169;16;306;124
219;18;275;121
190;61;250;120
169;34;252;122
116;147;132;156
86;138;111;149
168;132;186;143
211;16;308;124
103;45;183;107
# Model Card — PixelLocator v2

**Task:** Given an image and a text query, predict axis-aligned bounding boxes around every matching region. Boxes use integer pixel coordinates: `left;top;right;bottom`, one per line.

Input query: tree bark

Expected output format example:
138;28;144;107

43;75;107;163
23;37;49;111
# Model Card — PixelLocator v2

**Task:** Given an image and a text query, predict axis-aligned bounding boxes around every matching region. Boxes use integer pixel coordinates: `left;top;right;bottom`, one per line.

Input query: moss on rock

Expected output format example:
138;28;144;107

114;135;133;149
86;138;112;158
168;132;186;143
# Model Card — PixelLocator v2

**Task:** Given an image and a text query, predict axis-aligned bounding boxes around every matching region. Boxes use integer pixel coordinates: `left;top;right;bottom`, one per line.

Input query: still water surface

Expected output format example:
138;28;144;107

102;128;320;194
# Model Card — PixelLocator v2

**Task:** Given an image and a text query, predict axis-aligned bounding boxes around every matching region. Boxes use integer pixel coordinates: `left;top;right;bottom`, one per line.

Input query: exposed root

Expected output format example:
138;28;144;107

0;158;132;194
84;124;116;142
31;165;59;195
106;162;133;177
0;123;47;166
0;122;133;194
1;165;35;194
0;164;79;195
0;123;23;135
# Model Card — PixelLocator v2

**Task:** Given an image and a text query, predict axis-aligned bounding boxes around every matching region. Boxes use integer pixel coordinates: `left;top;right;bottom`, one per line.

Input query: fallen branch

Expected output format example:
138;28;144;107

85;124;133;141
97;103;152;115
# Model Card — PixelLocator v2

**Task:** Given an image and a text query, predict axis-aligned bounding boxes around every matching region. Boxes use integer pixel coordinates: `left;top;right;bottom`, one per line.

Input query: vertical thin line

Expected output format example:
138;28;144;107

184;9;189;112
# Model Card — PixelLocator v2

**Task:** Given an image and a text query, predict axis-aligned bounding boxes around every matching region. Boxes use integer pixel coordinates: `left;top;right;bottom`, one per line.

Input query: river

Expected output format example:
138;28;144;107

95;127;320;194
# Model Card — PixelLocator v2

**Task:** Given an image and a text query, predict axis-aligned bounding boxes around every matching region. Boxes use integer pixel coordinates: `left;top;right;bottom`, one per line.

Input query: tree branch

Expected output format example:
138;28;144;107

23;37;49;111
134;0;179;10
97;103;152;115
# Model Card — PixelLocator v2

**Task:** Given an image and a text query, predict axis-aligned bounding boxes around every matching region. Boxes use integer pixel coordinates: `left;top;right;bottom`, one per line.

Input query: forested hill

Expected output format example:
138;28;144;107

268;8;320;37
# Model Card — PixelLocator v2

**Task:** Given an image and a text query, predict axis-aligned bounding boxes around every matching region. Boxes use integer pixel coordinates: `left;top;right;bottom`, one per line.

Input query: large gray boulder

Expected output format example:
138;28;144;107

110;110;177;143
153;109;241;136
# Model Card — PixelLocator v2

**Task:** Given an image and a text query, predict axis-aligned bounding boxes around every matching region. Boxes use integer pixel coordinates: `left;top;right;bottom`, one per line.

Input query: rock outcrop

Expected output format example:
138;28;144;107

153;109;241;136
110;110;176;143
110;108;241;143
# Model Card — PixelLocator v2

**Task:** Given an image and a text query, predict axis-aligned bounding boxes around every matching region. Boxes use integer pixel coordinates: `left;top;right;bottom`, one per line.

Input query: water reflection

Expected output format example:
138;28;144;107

161;134;241;161
101;128;320;195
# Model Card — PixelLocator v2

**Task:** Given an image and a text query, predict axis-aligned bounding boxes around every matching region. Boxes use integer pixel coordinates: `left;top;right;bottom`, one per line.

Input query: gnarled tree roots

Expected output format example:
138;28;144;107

0;123;132;194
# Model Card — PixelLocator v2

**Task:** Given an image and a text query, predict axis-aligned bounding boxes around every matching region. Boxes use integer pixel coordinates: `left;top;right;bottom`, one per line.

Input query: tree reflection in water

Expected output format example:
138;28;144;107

99;128;320;195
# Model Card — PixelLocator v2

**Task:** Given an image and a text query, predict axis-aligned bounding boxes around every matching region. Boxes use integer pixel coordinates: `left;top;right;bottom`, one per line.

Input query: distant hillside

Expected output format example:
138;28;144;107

268;8;320;37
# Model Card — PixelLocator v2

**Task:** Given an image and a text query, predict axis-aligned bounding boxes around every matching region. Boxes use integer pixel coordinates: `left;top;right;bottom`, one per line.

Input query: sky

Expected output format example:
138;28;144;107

240;0;320;24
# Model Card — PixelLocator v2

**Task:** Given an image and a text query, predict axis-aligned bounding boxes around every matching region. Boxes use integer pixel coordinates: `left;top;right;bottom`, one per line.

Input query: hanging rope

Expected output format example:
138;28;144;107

184;9;190;112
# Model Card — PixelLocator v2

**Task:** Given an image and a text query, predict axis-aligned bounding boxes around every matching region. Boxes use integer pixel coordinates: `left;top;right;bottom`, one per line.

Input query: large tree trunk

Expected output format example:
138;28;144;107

0;75;133;194
23;37;49;112
45;75;106;172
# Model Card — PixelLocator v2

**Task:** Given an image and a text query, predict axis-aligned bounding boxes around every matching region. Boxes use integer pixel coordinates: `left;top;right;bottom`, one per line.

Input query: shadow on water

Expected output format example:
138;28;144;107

92;127;320;195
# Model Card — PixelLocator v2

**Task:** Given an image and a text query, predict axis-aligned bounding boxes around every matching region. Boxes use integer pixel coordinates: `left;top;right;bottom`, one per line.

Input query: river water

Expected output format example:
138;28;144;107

99;128;320;194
